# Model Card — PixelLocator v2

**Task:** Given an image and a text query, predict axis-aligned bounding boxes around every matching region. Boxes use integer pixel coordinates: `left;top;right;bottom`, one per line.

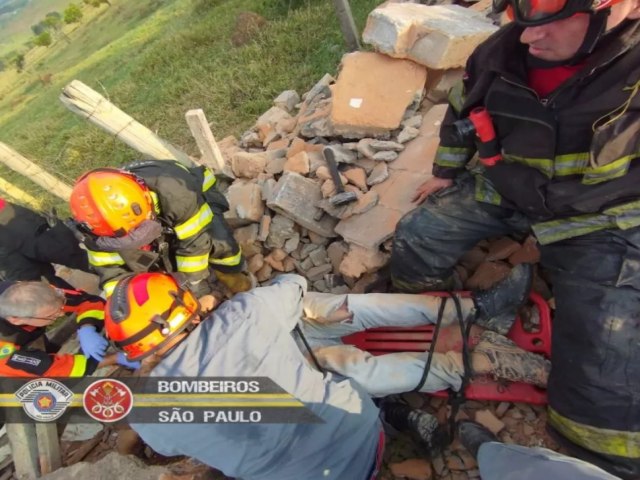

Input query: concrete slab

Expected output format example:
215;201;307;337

330;52;427;138
363;3;498;69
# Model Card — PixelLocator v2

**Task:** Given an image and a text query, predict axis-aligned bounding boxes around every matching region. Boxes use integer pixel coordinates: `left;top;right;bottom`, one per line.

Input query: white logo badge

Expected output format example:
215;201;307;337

15;379;73;422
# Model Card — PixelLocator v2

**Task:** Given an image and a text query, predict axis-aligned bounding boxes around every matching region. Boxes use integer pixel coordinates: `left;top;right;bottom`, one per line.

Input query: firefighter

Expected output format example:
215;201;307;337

389;0;640;477
0;198;90;288
0;281;138;377
69;160;251;298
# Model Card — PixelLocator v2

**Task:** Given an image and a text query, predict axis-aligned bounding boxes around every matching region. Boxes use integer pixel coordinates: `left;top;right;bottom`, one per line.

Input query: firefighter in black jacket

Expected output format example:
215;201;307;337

389;0;640;478
0;198;90;288
69;160;250;298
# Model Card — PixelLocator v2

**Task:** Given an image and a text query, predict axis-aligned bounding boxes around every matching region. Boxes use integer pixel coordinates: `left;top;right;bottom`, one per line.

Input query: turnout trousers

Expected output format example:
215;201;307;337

390;174;640;479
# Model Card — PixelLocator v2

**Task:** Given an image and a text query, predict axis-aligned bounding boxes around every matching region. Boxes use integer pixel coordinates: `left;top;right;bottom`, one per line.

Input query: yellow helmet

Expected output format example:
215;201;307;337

105;273;200;361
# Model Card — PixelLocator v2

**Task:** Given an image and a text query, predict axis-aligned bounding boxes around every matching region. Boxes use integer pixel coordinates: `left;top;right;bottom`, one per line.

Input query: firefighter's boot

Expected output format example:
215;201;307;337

472;263;533;334
457;420;498;459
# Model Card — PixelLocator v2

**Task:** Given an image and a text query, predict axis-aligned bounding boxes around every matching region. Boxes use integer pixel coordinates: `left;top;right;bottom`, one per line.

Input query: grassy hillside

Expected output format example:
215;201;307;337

0;0;75;57
0;0;380;212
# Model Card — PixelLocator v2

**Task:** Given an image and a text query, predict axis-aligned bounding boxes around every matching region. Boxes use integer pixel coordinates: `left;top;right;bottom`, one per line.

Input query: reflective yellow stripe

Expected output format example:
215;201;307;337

554;152;590;176
69;355;87;377
549;408;640;458
533;200;640;244
582;154;635;185
503;154;554;178
474;176;502;205
448;81;465;114
209;248;243;267
532;213;612;245
87;250;125;266
490;152;591;178
150;191;161;215
603;200;640;230
176;253;210;273
174;204;214;240
435;146;474;168
103;280;119;297
202;168;216;192
77;310;104;323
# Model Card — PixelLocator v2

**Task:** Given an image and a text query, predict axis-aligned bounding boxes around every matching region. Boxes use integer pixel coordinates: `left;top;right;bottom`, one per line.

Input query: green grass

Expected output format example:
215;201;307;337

0;0;379;214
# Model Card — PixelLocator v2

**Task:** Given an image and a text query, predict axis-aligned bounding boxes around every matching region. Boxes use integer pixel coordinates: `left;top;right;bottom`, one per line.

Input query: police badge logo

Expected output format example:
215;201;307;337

83;379;133;423
15;378;73;422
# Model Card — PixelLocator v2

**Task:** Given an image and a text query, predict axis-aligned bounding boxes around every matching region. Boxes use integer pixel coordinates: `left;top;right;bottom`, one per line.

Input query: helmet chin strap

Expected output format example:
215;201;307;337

525;9;611;68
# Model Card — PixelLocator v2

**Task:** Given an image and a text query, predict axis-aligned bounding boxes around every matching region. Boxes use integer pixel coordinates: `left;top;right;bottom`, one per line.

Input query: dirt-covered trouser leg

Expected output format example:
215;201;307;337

541;228;640;480
390;174;530;293
299;292;477;396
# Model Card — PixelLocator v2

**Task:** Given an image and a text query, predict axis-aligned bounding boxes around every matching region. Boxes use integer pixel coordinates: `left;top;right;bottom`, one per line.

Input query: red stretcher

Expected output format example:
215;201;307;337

342;292;552;405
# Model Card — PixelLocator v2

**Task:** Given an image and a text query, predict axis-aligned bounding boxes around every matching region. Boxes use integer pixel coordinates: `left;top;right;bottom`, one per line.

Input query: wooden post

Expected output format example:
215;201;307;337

0;177;41;209
332;0;360;52
35;424;61;475
0;143;72;202
60;80;194;167
6;423;39;479
185;109;225;173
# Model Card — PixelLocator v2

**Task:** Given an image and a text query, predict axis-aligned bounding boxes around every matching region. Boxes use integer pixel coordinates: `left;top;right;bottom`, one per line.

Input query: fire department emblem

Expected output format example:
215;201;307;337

83;379;133;423
15;378;73;422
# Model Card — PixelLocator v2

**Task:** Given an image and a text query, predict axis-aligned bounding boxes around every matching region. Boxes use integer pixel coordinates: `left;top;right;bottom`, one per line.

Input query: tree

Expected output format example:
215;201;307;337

34;31;52;47
14;54;25;73
0;60;5;73
43;12;63;30
63;3;83;24
31;22;46;35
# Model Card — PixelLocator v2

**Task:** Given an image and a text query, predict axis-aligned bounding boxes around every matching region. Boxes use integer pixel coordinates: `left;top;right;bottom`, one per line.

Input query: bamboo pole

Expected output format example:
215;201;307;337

185;109;225;173
60;80;194;167
0;143;72;201
0;177;41;209
332;0;360;52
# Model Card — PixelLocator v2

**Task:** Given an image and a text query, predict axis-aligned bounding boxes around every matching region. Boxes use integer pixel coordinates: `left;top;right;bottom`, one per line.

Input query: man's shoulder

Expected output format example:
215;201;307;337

126;160;190;179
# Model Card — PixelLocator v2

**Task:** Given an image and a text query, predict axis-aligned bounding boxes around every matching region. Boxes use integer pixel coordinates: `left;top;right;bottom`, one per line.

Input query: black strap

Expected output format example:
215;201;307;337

294;325;326;378
413;296;447;392
447;294;474;440
157;240;173;273
412;293;474;441
114;321;162;348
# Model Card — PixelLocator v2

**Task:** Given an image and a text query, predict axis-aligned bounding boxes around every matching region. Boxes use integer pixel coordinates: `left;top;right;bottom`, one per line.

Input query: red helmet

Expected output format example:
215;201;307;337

494;0;624;25
70;168;154;237
105;273;200;361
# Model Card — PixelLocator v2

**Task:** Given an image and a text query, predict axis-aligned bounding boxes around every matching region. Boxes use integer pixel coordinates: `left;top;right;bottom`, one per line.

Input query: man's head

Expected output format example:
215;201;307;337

105;273;202;363
0;281;66;328
495;0;640;62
